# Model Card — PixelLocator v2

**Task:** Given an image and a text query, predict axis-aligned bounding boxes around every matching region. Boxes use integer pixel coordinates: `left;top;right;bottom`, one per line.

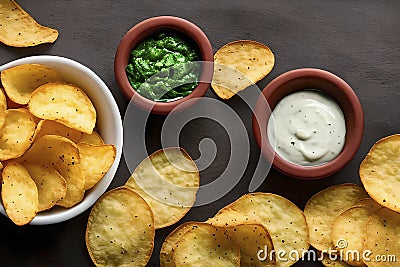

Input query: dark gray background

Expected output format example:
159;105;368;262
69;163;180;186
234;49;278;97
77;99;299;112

0;1;399;266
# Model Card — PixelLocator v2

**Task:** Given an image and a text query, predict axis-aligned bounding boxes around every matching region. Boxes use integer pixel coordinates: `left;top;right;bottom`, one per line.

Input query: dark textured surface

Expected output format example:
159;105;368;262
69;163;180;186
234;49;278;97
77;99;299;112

0;1;399;266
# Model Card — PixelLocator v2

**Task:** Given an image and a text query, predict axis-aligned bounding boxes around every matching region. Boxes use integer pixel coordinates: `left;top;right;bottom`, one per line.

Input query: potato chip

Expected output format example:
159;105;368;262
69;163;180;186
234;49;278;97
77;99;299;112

28;83;96;134
160;222;198;267
0;108;36;160
0;0;58;47
125;148;199;228
34;120;82;143
211;193;308;267
304;184;368;252
211;40;274;99
1;64;62;104
0;88;7;129
331;205;380;266
207;209;275;266
207;209;259;226
17;135;84;208
363;208;400;267
172;222;240;267
359;134;400;213
23;162;66;211
78;143;116;190
1;161;38;225
227;223;275;267
5;94;24;109
78;131;104;145
86;187;154;267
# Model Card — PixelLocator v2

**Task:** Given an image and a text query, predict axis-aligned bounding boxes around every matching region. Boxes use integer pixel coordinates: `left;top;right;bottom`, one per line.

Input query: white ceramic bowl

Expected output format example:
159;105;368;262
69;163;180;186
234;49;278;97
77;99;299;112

0;55;123;225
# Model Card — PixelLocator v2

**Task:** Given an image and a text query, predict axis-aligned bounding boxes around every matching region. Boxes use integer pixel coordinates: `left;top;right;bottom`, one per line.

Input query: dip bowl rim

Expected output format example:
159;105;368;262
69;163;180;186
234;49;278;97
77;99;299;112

114;15;214;115
252;68;364;180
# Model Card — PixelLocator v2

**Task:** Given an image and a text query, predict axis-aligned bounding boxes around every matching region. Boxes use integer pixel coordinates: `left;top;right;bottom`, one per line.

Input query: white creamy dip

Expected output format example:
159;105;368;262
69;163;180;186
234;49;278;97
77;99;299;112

267;90;346;166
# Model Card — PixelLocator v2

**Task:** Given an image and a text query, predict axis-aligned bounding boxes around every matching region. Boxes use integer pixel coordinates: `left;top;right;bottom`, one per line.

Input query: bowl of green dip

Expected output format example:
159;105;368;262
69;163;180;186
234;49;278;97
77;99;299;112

114;16;213;114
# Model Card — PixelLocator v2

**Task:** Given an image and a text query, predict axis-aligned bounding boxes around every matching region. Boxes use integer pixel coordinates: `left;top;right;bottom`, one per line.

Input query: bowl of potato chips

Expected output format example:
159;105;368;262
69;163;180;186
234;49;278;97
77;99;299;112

0;55;123;225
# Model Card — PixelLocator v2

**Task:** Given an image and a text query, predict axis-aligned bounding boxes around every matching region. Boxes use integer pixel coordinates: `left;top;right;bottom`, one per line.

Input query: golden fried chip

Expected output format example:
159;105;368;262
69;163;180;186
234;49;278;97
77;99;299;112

0;0;58;47
331;205;380;266
17;135;84;208
207;210;275;266
28;83;96;134
160;222;197;267
304;184;368;252
78;143;116;190
228;223;274;267
78;131;104;145
23;162;66;211
0;88;7;129
1;162;38;225
0;108;36;160
1;64;62;104
211;193;308;267
125;148;199;229
363;208;400;266
86;187;154;267
172;222;240;267
5;93;24;109
34;120;82;143
207;209;259;226
211;40;274;99
360;134;400;213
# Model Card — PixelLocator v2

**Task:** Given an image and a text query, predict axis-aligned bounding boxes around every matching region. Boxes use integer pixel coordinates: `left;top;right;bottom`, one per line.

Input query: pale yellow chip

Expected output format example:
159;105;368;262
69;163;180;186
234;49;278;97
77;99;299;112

304;184;368;252
78;143;116;190
34;119;82;143
0;88;7;130
28;83;96;134
331;205;380;266
17;135;84;208
161;220;273;267
207;210;275;266
207;209;259;226
125;148;199;229
0;108;36;161
160;222;197;267
23;162;66;212
172;222;240;267
86;187;154;267
360;134;400;213
363;207;400;266
78;131;104;145
227;223;275;267
211;40;275;99
1;64;63;104
211;193;308;267
1;162;38;226
0;0;58;47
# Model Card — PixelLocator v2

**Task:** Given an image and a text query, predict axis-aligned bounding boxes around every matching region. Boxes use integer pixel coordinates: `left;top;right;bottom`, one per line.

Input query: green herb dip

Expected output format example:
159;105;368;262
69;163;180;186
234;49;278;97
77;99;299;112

126;32;200;102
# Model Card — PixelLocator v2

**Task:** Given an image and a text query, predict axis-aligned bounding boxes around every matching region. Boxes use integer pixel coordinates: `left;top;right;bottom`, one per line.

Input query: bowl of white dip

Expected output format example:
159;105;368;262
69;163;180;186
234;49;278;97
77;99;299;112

252;68;364;179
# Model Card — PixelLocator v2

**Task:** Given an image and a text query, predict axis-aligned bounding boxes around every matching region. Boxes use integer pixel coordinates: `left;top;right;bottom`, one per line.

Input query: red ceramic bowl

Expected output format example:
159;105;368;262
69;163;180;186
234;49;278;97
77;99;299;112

114;16;213;114
252;68;364;179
